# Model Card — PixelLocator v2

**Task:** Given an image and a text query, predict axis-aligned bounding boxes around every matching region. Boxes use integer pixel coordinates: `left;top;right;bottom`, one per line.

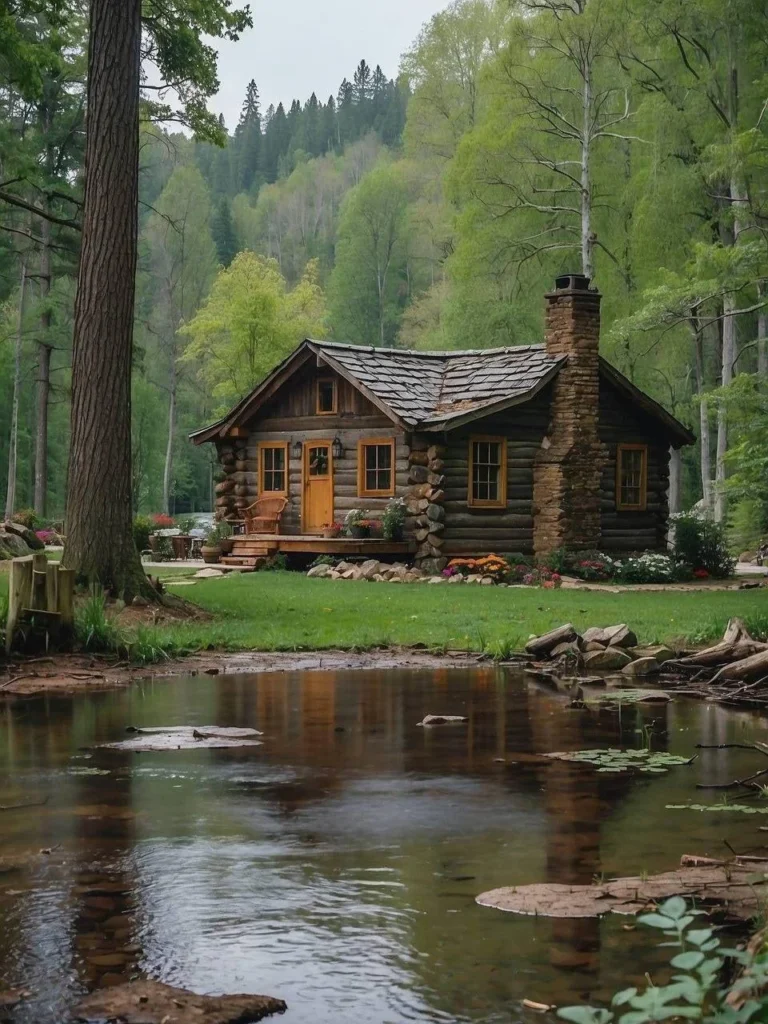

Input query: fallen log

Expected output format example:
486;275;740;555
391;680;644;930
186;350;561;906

711;650;768;685
677;639;768;668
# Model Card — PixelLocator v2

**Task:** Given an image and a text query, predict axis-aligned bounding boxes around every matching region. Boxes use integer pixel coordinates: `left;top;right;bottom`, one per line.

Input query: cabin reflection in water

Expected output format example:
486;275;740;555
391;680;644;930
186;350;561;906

0;670;758;1024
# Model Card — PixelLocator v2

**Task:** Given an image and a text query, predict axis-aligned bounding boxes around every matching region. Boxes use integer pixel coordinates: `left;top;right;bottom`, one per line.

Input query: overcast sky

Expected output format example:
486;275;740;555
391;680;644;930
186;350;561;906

210;0;449;128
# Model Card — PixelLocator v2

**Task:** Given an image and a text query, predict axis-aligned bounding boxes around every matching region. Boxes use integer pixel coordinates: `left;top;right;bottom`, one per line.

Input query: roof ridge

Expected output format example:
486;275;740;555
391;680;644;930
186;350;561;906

307;339;546;359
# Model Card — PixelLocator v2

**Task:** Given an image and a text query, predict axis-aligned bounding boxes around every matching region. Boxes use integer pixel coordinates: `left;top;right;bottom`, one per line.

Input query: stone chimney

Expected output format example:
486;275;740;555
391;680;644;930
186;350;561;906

532;274;608;559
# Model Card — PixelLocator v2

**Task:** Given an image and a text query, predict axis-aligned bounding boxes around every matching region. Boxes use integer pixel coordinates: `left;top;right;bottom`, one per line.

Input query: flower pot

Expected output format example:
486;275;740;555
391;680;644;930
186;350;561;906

322;528;337;539
219;537;235;555
201;544;221;564
171;535;192;560
349;525;370;539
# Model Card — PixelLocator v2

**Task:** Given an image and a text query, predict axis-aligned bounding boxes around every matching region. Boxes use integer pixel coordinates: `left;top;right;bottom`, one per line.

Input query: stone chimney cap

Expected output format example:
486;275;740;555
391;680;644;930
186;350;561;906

555;273;591;291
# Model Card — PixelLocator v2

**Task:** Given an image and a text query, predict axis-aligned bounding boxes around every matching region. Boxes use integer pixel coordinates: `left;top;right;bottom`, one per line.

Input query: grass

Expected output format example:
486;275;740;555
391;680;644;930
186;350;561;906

2;567;766;660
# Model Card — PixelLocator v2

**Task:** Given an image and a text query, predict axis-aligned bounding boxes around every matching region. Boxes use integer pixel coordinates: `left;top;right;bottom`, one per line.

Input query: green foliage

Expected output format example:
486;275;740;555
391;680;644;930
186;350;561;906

205;520;232;545
558;896;768;1024
728;499;767;555
75;588;123;653
381;498;406;540
11;508;38;528
547;749;692;774
133;515;153;552
259;552;289;572
673;511;736;579
181;251;327;412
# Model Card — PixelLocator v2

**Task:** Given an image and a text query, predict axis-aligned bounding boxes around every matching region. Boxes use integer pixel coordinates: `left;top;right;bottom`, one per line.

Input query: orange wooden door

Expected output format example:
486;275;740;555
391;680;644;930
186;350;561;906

302;441;334;533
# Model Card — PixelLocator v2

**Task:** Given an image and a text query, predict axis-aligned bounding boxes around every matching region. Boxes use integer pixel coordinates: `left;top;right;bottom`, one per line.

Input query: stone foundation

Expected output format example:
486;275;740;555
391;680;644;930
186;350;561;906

405;436;447;573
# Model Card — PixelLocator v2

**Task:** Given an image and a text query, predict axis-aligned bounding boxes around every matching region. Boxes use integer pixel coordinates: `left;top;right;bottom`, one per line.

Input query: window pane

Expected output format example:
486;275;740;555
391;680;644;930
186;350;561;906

318;380;335;413
309;446;329;477
262;447;285;492
362;443;392;493
620;449;644;506
472;440;502;503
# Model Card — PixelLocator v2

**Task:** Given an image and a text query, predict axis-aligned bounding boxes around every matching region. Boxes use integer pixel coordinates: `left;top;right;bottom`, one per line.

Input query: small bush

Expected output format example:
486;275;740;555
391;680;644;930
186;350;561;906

75;588;123;653
11;508;38;529
614;552;684;584
310;555;337;568
567;551;617;581
672;509;735;578
133;515;153;552
259;552;289;572
382;498;407;540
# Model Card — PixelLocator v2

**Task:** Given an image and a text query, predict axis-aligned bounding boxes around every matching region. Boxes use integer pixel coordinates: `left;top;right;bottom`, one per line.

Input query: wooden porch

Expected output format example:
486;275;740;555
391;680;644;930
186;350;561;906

222;534;413;568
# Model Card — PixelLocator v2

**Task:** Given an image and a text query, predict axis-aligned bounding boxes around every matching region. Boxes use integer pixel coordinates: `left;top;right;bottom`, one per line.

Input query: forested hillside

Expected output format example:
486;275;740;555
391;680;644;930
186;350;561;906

2;0;767;551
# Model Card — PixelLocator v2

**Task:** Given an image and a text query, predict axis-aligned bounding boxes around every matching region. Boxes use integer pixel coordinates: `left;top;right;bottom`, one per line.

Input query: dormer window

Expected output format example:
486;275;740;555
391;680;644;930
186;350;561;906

316;378;337;415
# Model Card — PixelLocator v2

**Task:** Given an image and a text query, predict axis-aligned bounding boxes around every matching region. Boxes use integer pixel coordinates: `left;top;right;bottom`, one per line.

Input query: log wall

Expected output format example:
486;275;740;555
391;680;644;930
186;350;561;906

213;363;409;534
598;379;670;553
440;389;553;557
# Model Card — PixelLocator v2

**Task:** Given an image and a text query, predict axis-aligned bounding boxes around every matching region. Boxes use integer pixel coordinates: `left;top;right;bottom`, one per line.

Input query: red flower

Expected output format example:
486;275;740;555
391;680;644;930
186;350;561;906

693;568;710;579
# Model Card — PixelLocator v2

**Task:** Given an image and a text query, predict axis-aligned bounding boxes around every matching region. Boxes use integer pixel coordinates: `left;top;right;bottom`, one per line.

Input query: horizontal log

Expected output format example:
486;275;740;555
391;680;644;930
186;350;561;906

444;527;533;541
443;541;533;555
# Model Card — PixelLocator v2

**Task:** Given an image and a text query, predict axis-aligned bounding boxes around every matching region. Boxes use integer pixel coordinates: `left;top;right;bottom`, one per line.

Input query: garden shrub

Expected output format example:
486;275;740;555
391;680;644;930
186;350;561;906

728;497;767;554
133;515;153;552
567;551;617;581
614;552;683;584
672;510;735;578
11;508;38;529
382;497;406;540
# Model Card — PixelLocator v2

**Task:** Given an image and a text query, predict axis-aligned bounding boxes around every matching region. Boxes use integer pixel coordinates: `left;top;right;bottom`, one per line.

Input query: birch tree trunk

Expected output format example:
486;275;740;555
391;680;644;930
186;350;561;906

63;0;149;600
581;56;593;279
5;260;28;522
691;316;712;511
667;446;682;547
758;280;767;376
162;356;177;516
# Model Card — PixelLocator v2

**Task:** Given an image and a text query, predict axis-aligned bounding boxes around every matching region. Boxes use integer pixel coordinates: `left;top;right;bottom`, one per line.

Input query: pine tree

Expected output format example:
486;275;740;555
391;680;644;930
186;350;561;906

211;196;237;266
235;79;261;192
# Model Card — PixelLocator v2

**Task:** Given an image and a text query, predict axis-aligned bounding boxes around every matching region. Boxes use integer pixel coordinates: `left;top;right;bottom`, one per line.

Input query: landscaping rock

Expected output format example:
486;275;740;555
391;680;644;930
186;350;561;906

582;648;634;671
0;530;33;559
622;657;661;678
582;640;606;652
328;570;341;580
419;557;447;575
372;573;386;582
359;559;382;580
630;645;675;665
195;567;225;579
448;574;464;584
582;624;637;648
335;561;354;574
551;642;581;659
341;568;360;580
388;576;403;583
466;574;484;584
428;576;446;584
306;564;330;579
480;576;495;585
404;571;422;583
73;980;286;1024
3;520;44;550
525;623;579;657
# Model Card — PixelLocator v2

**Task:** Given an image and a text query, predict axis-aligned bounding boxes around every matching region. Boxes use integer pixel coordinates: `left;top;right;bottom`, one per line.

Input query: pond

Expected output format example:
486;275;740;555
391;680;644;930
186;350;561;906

0;667;765;1024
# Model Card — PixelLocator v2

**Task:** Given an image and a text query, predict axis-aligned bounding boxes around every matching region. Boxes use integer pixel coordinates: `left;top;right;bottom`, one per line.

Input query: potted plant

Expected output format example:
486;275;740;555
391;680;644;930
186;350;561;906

322;522;343;539
345;509;370;538
382;498;406;541
201;522;228;564
217;520;235;554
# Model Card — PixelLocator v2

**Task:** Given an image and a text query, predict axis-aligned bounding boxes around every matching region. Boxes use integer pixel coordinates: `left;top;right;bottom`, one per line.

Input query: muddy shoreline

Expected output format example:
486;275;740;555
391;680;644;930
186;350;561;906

0;647;494;697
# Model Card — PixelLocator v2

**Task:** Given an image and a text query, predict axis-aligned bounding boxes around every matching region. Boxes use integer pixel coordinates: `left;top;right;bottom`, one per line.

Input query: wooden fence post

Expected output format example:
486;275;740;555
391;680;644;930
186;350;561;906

56;568;76;636
5;555;33;653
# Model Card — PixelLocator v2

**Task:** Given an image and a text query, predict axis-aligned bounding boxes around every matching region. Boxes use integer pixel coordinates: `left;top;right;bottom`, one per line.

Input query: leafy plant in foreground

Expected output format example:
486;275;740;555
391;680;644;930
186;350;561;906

74;588;123;653
557;896;768;1024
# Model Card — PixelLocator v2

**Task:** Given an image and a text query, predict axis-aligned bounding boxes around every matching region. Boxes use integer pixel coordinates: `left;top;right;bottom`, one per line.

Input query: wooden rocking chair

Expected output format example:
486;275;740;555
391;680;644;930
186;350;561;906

243;496;288;535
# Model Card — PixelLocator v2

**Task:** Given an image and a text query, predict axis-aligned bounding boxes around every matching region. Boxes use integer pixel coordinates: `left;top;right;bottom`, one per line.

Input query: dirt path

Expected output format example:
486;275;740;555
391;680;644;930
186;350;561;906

0;647;491;697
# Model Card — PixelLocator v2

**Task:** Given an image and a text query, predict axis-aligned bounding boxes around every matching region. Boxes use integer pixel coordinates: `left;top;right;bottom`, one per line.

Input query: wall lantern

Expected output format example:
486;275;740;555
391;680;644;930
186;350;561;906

332;435;344;460
291;439;302;460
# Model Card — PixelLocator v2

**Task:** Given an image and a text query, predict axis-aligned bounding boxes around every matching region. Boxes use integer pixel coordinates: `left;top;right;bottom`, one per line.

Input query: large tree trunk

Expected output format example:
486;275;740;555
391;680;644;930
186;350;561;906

63;0;148;600
34;218;52;518
715;292;735;522
5;259;28;521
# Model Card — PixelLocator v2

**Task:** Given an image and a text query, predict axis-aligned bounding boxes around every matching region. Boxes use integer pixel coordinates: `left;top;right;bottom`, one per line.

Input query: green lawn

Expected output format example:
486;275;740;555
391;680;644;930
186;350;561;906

2;567;766;656
154;572;768;655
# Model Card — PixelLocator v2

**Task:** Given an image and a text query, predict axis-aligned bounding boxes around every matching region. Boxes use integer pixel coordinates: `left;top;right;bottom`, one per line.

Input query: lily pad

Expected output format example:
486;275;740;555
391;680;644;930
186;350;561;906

667;803;768;815
101;726;263;752
543;748;691;774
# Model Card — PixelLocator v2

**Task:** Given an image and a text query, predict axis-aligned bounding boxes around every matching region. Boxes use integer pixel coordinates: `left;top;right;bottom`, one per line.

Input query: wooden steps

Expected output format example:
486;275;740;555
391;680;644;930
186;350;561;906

220;556;265;569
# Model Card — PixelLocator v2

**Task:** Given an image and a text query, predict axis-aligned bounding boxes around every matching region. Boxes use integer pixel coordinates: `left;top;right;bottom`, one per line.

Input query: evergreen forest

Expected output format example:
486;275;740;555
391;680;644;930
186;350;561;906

2;0;768;552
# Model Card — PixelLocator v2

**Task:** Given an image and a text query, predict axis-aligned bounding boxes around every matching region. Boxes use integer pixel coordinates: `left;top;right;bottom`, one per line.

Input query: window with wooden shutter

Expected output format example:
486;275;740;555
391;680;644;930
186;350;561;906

468;436;507;508
316;378;337;415
616;444;648;511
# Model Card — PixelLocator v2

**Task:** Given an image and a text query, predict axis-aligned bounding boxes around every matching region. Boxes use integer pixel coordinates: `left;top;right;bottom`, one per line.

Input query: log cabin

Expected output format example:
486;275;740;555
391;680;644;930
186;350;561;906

190;274;694;570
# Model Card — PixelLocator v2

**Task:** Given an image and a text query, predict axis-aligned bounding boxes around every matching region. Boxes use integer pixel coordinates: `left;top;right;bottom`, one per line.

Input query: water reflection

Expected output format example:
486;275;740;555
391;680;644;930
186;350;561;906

0;668;764;1024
